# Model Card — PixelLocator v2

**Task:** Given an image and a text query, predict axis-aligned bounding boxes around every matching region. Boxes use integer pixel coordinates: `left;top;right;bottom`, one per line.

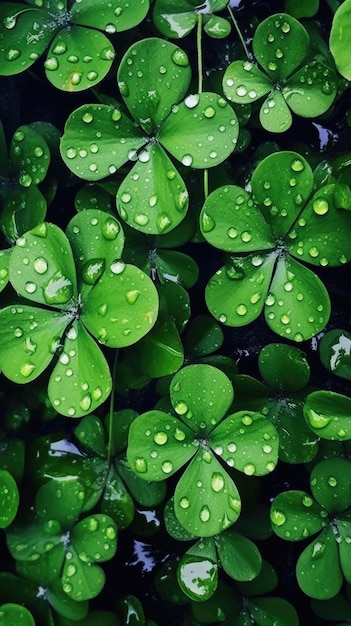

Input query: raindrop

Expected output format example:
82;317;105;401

87;71;98;82
236;304;248;316
185;94;199;108
134;214;149;226
241;414;252;426
154;431;168;445
227;227;238;239
204;106;216;118
161;461;173;474
328;476;337;487
102;218;119;240
156;213;172;233
135;457;147;473
19;173;32;187
20;362;36;377
218;314;227;323
243;463;256;475
267;33;275;42
309;246;319;258
201;212;215;232
34;146;44;158
6;48;21;61
305;408;331;429
236;85;247;97
282;21;291;33
159;64;167;74
275;48;284;59
43;270;73;305
174;428;186;441
82;112;94;124
271;509;286;526
268;61;277;71
180;497;189;509
181;154;193;167
3;15;17;29
171;49;189;67
312;541;326;559
174;401;188;415
241;231;251;242
291;159;304;172
33;257;48;274
66;564;76;577
199;506;210;522
302;495;313;507
80;394;92;412
66;147;77;159
211;472;224;492
25;282;37;294
313;198;329;215
44;57;59;71
14;327;23;338
110;260;125;274
125;289;141;304
248;89;257;99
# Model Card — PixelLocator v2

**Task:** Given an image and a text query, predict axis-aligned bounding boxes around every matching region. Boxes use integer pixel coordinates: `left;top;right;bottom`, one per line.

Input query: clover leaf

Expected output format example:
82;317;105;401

0;604;35;626
330;0;351;80
153;0;231;40
270;458;351;599
223;13;338;132
319;329;351;381
0;470;19;528
201;150;351;341
0;0;149;91
231;343;318;464
0;209;158;417
304;390;351;441
127;364;278;536
6;479;118;602
61;38;239;235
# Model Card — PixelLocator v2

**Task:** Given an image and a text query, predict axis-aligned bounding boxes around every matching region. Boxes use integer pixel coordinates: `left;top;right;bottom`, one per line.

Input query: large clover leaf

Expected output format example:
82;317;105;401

0;209;158;417
60;38;239;235
201;150;351;341
127;364;278;537
223;13;338;132
0;0;149;91
270;458;351;599
153;0;231;40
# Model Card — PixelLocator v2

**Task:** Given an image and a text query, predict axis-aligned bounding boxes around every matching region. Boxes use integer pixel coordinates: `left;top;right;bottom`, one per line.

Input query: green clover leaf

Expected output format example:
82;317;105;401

0;0;149;91
330;0;351;80
304;390;351;441
270;458;351;599
201;150;351;341
61;38;238;235
0;210;158;417
223;13;338;132
153;0;231;40
127;364;278;536
319;328;351;381
0;470;19;528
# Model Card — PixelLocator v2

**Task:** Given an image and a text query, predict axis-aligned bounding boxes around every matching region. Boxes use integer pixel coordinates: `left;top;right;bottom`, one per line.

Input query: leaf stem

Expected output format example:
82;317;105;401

106;349;119;466
204;168;209;201
227;4;251;60
197;13;203;94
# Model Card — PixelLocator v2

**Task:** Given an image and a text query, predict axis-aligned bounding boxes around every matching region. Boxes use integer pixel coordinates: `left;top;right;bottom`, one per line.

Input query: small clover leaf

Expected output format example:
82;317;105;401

223;13;338;133
201;150;351;341
127;364;278;536
304;390;351;441
0;210;158;416
0;469;19;528
270;458;351;599
0;604;35;626
330;0;351;80
319;329;351;381
0;0;149;91
61;38;238;235
153;0;231;40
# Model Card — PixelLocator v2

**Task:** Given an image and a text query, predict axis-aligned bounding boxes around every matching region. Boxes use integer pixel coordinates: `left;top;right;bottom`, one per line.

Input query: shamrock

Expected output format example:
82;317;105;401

60;37;239;235
270;458;351;599
153;0;231;40
223;13;338;132
127;363;278;537
0;209;158;417
201;150;351;341
0;0;149;90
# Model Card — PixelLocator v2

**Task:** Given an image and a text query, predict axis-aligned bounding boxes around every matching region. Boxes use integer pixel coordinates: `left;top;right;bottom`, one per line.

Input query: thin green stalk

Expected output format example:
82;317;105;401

204;168;209;201
197;13;203;94
106;349;119;466
227;3;250;60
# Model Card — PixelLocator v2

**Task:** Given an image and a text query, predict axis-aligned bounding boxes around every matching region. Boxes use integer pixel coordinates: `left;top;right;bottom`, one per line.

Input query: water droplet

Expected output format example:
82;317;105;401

241;414;252;426
305;408;331;429
236;85;247;97
275;48;284;59
33;257;48;274
53;41;67;55
25;282;37;294
181;154;193;167
271;509;286;526
180;497;189;509
80;394;92;412
161;460;173;474
211;472;224;492
184;94;199;108
110;260;125;274
236;304;248;316
268;61;277;71
174;401;188;415
20;362;36;377
125;289;141;304
199;506;210;522
19;173;32;187
174;428;186;441
328;476;337;487
44;57;59;71
291;159;304;172
66;564;76;577
218;313;227;323
43;270;73;305
135;457;147;473
172;48;189;67
201;212;215;232
302;495;313;507
313;198;329;215
157;213;172;233
243;463;256;476
280;314;290;325
312;541;326;560
6;48;21;61
3;15;17;29
154;431;168;445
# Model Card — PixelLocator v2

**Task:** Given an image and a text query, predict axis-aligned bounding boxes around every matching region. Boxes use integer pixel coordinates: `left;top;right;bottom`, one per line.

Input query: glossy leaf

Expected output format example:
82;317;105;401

245;597;299;626
183;315;223;358
170;364;234;434
45;26;115;91
296;526;342;599
1;184;47;244
0;470;19;528
264;256;331;341
210;410;279;476
319;329;351;380
284;62;337;118
10;124;50;186
60;104;147;180
156;249;198;288
70;514;117;564
116;143;189;235
0;604;35;626
82;262;158;348
216;529;262;582
36;478;85;528
10;222;77;307
117;38;191;133
259;89;293;133
48;321;112;418
330;0;351;80
177;553;218;602
270;490;324;541
200;185;274;253
71;0;149;32
310;458;351;514
253;13;310;81
258;343;310;393
159;92;239;169
0;304;68;383
174;449;242;536
223;61;272;105
127;409;196;481
304;390;351;441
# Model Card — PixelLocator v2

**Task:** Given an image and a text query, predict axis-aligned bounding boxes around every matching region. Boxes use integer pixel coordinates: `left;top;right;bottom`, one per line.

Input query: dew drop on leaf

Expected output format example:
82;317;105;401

161;460;173;474
271;509;286;526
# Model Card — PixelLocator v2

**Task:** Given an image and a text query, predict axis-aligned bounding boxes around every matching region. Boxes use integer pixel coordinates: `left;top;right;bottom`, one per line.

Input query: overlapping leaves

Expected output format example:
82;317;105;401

0;0;149;90
60;38;239;235
0;209;158;417
201;150;351;341
153;0;231;39
127;364;278;536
